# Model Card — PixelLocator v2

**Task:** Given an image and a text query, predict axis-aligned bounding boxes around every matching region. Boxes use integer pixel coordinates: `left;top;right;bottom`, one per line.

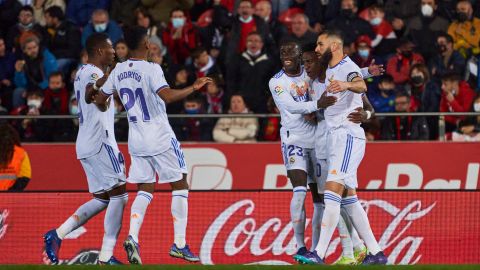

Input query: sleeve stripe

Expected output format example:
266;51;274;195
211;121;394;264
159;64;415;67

156;85;169;93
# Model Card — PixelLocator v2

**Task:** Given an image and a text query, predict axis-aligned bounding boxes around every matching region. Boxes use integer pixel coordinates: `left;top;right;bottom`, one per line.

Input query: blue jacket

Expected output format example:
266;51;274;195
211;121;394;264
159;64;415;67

66;0;110;27
81;20;123;48
14;49;58;90
370;92;396;113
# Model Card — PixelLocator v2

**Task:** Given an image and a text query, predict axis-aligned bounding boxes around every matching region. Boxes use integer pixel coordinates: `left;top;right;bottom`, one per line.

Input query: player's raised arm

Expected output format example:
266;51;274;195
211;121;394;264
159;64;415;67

157;77;212;104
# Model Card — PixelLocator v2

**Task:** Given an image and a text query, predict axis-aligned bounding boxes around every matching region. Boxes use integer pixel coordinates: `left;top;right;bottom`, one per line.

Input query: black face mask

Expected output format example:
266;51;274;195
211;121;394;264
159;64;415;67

457;12;469;22
340;9;355;19
402;51;413;58
380;88;394;96
411;75;424;85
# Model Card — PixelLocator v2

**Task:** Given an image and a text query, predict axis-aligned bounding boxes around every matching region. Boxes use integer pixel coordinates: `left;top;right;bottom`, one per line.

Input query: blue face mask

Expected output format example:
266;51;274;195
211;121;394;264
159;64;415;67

94;23;107;32
358;49;370;58
172;18;185;28
185;108;199;114
370;17;382;26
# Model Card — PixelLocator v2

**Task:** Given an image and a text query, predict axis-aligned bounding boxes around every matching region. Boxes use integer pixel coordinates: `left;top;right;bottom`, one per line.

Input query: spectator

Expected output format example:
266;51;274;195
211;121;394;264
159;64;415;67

135;7;161;40
53;92;79;141
213;94;258;142
440;72;476;132
326;0;375;46
370;75;396;113
227;32;277;113
44;5;81;74
162;8;200;65
32;0;65;26
367;4;397;57
255;0;288;44
81;9;124;48
447;0;480;58
205;74;225;114
386;39;424;84
351;35;375;69
225;0;275;66
450;117;480;141
406;63;441;113
189;46;222;79
429;32;466;80
110;0;140;26
13;35;58;108
0;0;22;38
42;71;68;114
404;0;449;62
66;0;109;27
176;93;214;141
0;37;16;110
0;123;31;191
114;39;129;62
147;35;168;66
262;96;280;141
198;3;231;60
281;13;318;49
6;5;48;53
140;0;194;26
166;65;191;114
14;90;54;141
384;0;421;36
381;92;430;140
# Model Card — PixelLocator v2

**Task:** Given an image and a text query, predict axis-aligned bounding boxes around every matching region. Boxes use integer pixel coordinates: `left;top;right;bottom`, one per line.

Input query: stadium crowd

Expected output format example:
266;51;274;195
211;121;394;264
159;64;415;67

1;0;480;142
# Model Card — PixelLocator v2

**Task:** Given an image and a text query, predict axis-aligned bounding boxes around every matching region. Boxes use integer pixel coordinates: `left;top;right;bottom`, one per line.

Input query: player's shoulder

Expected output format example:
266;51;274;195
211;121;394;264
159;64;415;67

79;64;103;81
271;69;285;80
343;56;361;70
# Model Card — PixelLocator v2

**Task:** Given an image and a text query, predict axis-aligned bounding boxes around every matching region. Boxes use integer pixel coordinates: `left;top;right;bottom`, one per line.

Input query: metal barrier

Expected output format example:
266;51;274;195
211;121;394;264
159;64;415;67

1;112;479;141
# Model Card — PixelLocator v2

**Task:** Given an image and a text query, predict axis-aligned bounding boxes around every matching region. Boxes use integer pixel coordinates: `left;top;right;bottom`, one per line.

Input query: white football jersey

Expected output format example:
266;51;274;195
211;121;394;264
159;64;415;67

269;67;318;148
101;59;175;156
324;56;365;139
310;78;327;159
75;64;118;159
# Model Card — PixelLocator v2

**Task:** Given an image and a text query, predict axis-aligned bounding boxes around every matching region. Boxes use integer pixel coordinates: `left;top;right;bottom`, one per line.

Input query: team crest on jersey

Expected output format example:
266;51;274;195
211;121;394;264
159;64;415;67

289;156;295;164
290;81;309;102
274;86;284;95
90;73;99;81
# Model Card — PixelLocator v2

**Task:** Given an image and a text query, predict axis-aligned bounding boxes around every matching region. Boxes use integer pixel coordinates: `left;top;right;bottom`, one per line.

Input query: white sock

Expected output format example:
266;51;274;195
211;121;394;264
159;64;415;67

342;195;381;255
338;207;354;259
310;202;324;251
351;227;365;252
315;190;341;259
291;186;307;249
56;198;108;239
129;191;153;243
172;190;189;248
99;193;128;262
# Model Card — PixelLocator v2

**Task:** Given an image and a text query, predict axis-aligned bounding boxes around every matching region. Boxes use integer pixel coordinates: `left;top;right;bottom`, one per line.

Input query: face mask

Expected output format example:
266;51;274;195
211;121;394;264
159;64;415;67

27;99;42;109
358;49;370;58
94;23;107;32
370;17;382;26
239;15;253;23
402;51;413;58
474;103;480;112
411;75;424;85
185;108;199;114
340;9;354;19
380;88;394;96
421;4;434;17
457;12;469;22
20;22;34;30
172;18;185;28
70;105;78;115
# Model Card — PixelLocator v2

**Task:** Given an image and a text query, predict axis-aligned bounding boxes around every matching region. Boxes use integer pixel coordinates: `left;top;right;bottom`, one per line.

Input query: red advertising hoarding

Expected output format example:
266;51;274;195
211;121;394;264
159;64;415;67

23;143;480;191
0;191;479;264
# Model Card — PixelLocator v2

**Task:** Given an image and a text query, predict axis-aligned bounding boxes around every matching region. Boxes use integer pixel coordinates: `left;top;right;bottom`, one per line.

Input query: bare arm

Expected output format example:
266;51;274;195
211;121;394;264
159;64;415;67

327;77;367;94
93;90;111;112
158;77;212;104
362;94;375;117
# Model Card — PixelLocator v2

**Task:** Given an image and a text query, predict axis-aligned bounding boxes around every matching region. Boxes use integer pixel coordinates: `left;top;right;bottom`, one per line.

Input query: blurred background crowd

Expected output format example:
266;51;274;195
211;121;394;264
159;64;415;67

1;0;480;142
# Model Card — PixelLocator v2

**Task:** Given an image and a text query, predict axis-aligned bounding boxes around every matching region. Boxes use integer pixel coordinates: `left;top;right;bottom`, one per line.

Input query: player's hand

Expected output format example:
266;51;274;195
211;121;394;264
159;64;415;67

368;59;384;76
327;80;348;94
304;112;317;123
95;68;111;88
317;91;337;109
193;77;213;91
348;107;367;123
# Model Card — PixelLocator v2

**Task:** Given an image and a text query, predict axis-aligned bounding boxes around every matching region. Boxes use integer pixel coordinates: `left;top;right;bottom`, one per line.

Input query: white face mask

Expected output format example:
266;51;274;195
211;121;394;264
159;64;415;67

70;105;78;115
239;16;253;23
474;103;480;112
370;17;382;26
27;99;42;109
421;4;433;17
94;23;107;32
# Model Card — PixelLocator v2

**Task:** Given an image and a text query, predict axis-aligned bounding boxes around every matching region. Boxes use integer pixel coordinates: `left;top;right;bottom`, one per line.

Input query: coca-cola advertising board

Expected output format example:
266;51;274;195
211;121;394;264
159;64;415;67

24;142;480;191
0;191;478;264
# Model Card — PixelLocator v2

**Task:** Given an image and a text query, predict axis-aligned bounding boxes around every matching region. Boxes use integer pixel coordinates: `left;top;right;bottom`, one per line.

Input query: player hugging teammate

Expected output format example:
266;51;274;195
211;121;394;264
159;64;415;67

269;30;387;265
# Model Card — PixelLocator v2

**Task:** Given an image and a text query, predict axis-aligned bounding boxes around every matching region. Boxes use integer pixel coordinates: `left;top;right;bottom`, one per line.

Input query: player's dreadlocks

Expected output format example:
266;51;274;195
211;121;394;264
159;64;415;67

0;123;21;169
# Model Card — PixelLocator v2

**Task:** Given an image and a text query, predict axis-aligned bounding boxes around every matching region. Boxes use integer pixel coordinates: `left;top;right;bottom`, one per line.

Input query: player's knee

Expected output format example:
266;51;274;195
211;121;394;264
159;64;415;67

288;170;307;187
325;181;344;196
170;175;189;190
138;183;155;193
93;191;109;201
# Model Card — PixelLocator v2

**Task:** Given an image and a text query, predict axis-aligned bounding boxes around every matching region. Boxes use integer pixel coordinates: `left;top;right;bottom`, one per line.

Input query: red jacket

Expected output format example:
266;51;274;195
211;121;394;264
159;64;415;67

43;87;69;114
386;53;424;84
440;81;476;125
162;21;200;64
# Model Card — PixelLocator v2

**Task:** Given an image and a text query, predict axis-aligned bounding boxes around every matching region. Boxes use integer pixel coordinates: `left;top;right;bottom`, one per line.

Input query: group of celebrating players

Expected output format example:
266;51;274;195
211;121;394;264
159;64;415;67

41;25;387;265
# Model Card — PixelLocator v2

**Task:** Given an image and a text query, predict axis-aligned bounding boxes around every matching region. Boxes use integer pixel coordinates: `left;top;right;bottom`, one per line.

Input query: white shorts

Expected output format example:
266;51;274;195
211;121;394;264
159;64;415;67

128;139;188;184
312;159;328;193
326;127;366;189
80;143;126;194
281;142;317;186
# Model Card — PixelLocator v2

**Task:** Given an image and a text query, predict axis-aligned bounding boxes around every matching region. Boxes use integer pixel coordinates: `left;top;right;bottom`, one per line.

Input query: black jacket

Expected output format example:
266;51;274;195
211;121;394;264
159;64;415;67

0;0;22;38
227;51;277;113
48;21;82;59
381;116;430;140
326;14;375;45
404;15;450;61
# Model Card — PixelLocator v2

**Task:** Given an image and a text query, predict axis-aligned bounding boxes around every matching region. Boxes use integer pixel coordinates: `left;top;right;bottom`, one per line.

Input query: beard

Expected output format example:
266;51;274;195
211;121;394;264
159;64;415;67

319;48;332;67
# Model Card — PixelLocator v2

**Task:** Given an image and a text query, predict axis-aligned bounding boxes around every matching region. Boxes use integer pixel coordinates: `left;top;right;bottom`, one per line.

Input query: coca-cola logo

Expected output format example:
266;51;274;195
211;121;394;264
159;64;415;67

200;199;436;265
43;250;99;265
0;209;9;240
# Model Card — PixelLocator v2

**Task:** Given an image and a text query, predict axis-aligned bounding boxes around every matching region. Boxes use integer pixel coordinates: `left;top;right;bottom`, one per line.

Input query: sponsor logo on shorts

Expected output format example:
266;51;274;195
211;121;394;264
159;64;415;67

330;169;337;175
289;157;295;164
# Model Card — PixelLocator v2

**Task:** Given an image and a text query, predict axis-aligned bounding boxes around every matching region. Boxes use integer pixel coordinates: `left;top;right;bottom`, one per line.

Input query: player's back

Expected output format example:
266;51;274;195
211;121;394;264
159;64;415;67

324;56;364;137
105;59;174;156
74;64;117;159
